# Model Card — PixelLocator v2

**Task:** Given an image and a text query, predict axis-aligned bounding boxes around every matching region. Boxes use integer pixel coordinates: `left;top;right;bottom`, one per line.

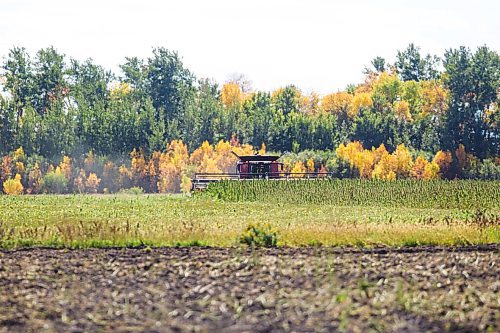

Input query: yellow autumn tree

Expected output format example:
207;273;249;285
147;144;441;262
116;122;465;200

372;154;397;180
157;163;178;193
130;148;147;187
321;91;353;116
393;144;413;178
231;142;255;158
220;82;244;109
296;91;320;114
306;158;315;172
394;100;412;121
354;150;375;178
84;151;95;171
190;141;214;168
371;146;395;180
214;140;236;173
15;162;25;175
13;147;25;161
109;82;132;100
348;93;373;118
258;143;266;156
336;141;364;163
59;156;72;181
336;141;374;177
86;173;101;193
423;161;440;179
3;174;23;195
157;140;189;193
200;157;221;174
291;161;306;178
118;165;132;189
420;80;449;117
145;152;161;191
372;144;389;166
411;156;440;180
74;170;86;193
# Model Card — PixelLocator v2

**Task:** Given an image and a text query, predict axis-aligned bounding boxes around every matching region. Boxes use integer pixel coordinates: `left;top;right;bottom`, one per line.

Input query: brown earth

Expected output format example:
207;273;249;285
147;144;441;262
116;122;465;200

0;245;498;333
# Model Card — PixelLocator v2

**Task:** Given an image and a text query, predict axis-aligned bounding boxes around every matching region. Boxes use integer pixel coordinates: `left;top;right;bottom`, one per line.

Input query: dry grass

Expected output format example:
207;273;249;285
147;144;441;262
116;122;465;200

0;194;498;248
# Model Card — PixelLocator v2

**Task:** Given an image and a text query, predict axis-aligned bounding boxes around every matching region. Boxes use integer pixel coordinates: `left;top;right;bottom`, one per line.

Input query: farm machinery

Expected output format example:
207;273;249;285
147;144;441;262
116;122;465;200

192;152;332;190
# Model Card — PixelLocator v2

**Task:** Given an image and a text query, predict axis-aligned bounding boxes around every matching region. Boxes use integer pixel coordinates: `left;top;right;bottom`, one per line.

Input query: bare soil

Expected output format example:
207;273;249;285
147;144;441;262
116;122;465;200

0;245;498;332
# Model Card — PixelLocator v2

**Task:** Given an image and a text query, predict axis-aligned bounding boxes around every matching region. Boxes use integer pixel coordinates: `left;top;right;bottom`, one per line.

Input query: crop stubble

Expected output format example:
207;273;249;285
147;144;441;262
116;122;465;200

0;245;498;332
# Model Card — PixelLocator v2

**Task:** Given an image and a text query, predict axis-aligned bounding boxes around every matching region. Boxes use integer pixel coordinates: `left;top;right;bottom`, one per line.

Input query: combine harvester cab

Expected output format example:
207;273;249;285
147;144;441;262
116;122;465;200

236;154;283;179
192;152;332;190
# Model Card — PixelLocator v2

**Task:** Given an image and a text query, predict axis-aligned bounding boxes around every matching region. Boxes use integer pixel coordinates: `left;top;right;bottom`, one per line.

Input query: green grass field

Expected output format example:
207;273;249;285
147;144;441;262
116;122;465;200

1;180;499;248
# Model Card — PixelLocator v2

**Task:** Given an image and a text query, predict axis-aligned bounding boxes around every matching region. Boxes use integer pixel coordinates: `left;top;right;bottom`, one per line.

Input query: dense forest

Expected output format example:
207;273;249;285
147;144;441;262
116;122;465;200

0;44;499;193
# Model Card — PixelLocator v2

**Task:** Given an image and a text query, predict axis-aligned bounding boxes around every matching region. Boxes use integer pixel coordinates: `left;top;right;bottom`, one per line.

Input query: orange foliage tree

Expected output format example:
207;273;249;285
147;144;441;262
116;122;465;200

432;151;453;179
410;156;440;180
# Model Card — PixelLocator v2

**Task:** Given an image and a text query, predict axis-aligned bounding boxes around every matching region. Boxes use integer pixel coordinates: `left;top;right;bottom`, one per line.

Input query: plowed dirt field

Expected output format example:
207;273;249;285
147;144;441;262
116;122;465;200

0;245;498;332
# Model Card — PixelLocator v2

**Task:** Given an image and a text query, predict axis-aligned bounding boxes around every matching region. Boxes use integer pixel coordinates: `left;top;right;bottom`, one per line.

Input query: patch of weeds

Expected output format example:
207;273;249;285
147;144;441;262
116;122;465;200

335;292;348;303
453;236;472;246
358;278;372;298
354;239;366;248
467;209;499;232
174;240;208;247
239;223;278;247
395;281;412;311
402;239;420;247
308;240;323;247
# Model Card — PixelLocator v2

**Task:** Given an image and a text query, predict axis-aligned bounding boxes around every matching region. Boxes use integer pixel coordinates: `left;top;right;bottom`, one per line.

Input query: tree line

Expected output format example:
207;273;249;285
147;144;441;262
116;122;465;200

0;43;498;161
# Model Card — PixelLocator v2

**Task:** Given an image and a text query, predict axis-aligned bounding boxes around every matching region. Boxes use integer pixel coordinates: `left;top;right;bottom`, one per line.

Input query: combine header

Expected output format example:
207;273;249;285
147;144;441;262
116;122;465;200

192;152;332;190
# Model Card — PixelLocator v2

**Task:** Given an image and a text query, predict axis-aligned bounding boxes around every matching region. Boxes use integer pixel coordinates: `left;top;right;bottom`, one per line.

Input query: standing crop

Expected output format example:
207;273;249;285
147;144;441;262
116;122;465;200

202;179;500;209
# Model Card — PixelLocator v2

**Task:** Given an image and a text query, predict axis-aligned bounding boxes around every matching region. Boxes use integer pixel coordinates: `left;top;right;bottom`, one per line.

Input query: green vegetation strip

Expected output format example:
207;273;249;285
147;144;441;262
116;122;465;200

0;190;498;248
201;179;500;209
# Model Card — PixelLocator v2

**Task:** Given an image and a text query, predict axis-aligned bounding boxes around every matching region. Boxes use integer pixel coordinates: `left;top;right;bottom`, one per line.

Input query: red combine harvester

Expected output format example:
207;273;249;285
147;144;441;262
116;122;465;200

192;152;331;190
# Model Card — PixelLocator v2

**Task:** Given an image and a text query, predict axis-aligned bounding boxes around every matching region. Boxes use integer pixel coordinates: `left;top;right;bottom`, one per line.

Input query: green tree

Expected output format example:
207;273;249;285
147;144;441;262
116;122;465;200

1;47;34;123
395;43;440;81
372;56;386;73
146;47;195;123
353;109;409;151
245;92;274;148
442;46;499;158
0;97;15;155
69;58;113;109
272;85;301;116
32;47;68;115
39;101;76;157
184;79;222;148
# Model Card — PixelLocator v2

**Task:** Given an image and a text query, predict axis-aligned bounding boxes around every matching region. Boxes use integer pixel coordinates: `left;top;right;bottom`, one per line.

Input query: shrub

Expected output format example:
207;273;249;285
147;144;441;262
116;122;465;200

477;159;500;180
86;173;101;193
41;171;68;194
465;159;500;180
3;174;23;195
119;186;144;195
240;223;278;247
